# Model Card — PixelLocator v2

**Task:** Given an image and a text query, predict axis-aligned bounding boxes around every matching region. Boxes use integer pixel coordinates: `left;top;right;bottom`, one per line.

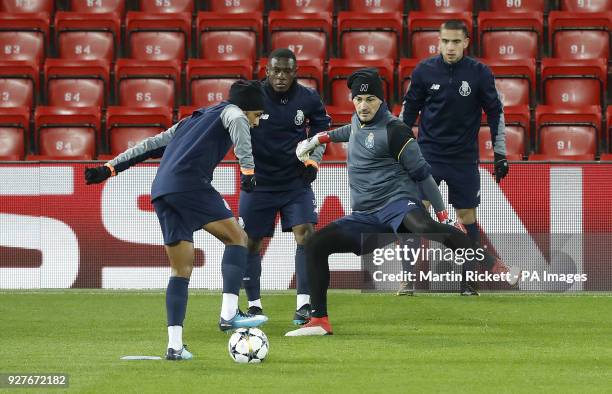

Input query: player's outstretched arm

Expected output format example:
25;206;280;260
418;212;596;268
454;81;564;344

84;120;182;185
296;125;351;162
222;105;256;192
480;64;509;183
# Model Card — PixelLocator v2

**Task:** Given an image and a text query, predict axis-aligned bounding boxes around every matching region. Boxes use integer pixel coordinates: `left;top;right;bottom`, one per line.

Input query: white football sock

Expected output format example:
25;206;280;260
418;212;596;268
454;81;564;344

248;299;262;309
297;294;310;310
221;293;239;320
167;325;183;351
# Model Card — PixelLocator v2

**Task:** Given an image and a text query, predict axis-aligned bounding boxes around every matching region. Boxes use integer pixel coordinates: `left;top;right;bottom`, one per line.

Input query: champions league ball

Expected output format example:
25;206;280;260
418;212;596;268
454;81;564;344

228;328;269;363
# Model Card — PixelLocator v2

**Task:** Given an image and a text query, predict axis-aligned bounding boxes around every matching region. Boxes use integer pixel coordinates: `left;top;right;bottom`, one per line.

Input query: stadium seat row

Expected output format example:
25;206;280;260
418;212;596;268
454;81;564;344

0;58;608;110
0;105;611;162
0;10;609;63
1;0;610;15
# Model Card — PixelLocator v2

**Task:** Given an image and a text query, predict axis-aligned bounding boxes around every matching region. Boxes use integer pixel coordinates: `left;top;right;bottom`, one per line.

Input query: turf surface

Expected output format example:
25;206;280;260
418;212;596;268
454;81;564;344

1;291;611;393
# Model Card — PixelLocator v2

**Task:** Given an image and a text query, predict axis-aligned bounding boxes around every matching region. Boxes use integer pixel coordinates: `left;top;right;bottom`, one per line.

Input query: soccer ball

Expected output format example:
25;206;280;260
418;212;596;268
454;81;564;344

228;327;269;363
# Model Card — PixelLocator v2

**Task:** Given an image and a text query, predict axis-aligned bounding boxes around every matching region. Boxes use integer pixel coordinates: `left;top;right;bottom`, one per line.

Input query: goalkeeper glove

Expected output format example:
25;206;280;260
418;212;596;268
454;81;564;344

436;210;467;234
296;132;331;162
302;160;319;184
84;164;115;185
494;152;509;183
240;169;256;193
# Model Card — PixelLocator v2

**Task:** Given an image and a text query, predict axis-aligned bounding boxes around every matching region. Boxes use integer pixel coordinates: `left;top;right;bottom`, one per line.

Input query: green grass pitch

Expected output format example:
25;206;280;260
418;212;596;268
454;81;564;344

1;291;611;393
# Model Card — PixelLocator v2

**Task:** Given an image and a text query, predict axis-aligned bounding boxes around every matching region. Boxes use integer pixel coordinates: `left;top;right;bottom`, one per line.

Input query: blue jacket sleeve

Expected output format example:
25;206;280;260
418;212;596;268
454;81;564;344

479;64;506;155
400;64;427;128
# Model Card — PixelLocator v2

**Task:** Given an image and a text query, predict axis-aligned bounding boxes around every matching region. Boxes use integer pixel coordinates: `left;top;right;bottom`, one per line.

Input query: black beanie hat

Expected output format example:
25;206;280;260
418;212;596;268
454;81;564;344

229;80;265;111
347;68;385;101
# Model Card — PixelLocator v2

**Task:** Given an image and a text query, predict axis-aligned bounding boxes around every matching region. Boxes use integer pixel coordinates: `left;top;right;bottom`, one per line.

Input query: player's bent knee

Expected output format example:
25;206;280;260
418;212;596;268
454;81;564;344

293;224;315;245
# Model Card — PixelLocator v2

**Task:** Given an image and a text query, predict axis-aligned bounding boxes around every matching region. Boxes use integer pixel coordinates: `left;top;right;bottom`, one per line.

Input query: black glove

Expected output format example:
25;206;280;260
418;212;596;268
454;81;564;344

302;162;318;184
84;165;112;185
494;152;509;183
240;173;256;193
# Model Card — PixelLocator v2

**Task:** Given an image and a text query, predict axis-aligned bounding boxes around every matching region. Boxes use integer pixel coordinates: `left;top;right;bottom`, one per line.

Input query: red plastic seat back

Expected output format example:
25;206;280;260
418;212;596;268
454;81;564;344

197;13;262;62
0;107;28;160
208;0;264;13
116;59;180;108
106;106;173;155
347;0;404;12
0;13;48;64
0;60;38;108
268;12;331;61
35;106;100;159
338;12;401;60
478;12;543;60
278;0;333;13
45;59;109;108
126;12;191;61
414;0;473;12
549;12;611;60
560;0;611;12
70;0;124;14
542;59;606;107
139;0;194;12
0;0;53;13
55;12;120;61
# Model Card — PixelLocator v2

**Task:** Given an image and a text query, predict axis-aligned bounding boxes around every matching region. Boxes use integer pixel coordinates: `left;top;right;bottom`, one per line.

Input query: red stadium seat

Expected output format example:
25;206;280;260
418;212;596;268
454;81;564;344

549;11;611;60
560;0;611;12
541;58;607;107
328;58;394;109
179;105;198;119
479;58;536;107
479;105;529;161
346;0;404;13
0;0;53;13
197;12;262;61
408;12;472;59
322;141;348;161
105;106;173;155
186;59;252;107
478;12;543;60
0;107;28;160
278;0;333;13
69;0;124;14
268;11;332;61
533;105;601;160
44;59;109;108
126;12;191;61
487;0;546;12
0;60;38;108
398;58;420;97
208;0;264;13
115;59;181;109
0;13;48;64
258;58;323;93
325;105;353;127
34;106;100;159
337;12;402;60
55;12;120;62
413;0;473;12
139;0;194;12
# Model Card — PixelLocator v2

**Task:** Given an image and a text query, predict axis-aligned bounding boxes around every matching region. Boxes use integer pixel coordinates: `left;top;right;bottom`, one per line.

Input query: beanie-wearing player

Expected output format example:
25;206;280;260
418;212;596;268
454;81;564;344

240;48;330;325
400;20;511;296
84;80;268;359
286;69;518;336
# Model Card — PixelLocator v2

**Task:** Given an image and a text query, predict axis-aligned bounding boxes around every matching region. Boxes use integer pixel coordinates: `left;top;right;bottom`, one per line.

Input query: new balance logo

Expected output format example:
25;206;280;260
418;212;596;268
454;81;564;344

430;84;440;90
